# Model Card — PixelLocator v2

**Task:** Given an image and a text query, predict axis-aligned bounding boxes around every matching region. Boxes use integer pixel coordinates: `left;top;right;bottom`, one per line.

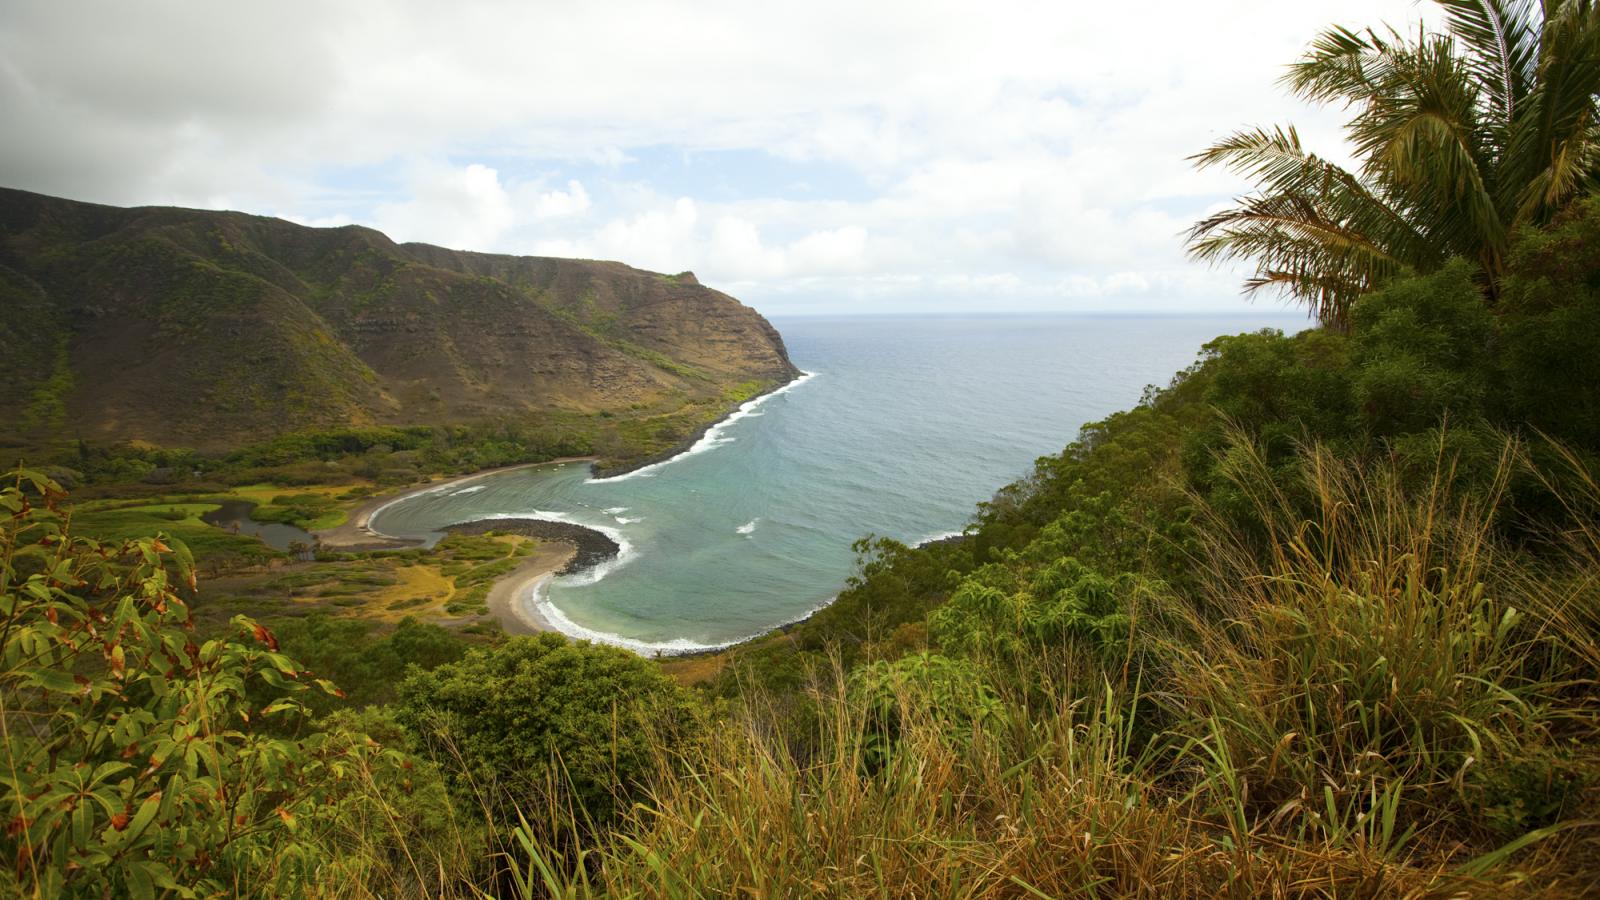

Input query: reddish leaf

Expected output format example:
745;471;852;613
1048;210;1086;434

251;623;279;652
110;811;130;832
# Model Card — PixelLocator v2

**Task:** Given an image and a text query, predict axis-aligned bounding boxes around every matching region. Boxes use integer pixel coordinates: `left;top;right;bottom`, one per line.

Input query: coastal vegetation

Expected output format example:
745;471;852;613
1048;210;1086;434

5;1;1600;896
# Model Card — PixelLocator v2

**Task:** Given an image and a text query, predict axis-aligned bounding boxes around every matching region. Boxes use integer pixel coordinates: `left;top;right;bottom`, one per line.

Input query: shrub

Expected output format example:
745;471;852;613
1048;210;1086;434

848;652;1000;767
0;470;344;896
395;635;704;829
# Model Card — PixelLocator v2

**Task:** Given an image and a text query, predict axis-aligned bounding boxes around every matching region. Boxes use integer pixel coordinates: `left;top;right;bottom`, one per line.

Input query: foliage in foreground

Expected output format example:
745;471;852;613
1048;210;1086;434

396;634;706;832
504;435;1599;898
0;470;448;897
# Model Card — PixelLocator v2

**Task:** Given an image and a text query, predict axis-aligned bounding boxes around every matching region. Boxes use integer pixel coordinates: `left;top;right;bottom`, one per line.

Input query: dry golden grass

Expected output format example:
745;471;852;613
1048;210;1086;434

287;434;1600;898
489;433;1600;898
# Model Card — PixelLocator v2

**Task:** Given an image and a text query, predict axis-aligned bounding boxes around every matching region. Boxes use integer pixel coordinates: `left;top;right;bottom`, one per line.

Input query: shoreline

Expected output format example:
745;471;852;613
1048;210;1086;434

483;542;577;635
312;456;598;551
588;369;806;480
314;373;804;550
311;370;808;648
445;518;621;574
449;518;623;636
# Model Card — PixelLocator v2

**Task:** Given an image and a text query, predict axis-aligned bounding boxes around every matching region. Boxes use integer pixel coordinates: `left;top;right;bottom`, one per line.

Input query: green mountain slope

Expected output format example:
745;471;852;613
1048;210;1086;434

0;188;798;451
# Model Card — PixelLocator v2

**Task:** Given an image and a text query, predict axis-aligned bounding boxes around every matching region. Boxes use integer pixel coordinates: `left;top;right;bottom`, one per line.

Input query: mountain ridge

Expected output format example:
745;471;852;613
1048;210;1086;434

0;187;798;452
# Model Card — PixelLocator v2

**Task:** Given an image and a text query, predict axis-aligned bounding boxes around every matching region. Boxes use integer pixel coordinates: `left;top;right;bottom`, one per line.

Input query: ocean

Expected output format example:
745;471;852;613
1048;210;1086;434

368;313;1303;653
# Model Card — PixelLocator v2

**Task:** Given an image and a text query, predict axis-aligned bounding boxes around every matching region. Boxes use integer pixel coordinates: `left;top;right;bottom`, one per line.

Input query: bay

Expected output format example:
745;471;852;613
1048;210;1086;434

369;313;1302;653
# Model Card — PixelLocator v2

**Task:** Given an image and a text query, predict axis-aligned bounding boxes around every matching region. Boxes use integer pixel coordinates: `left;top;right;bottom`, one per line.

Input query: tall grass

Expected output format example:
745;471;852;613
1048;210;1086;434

1165;434;1591;845
482;434;1600;897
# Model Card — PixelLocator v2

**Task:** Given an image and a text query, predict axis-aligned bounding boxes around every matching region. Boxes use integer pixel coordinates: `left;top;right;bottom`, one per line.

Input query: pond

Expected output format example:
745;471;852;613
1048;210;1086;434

201;500;316;553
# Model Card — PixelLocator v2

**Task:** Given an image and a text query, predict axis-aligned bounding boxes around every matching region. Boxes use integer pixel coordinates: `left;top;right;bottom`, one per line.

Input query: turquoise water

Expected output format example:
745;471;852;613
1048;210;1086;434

370;313;1302;653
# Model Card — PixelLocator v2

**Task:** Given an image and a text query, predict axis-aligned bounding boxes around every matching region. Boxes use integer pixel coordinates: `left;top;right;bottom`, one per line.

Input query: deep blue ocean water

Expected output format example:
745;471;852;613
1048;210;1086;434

370;313;1303;652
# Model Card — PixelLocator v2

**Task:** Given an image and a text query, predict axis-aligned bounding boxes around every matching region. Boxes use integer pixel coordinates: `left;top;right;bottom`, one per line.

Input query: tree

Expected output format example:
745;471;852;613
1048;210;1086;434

395;634;703;829
1187;0;1600;328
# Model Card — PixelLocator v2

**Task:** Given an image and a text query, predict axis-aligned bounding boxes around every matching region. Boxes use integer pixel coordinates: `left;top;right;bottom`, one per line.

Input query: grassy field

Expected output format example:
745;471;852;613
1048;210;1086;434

68;497;274;562
61;478;544;644
194;532;540;634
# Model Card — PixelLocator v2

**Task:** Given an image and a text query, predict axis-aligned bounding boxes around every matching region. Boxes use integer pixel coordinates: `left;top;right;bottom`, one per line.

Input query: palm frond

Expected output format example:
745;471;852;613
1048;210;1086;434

1284;25;1404;108
1190;0;1600;324
1433;0;1542;122
1501;3;1600;221
1187;189;1411;328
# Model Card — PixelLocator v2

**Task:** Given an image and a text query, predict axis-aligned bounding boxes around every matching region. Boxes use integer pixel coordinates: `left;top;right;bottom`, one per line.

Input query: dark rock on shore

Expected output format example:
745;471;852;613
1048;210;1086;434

446;518;620;575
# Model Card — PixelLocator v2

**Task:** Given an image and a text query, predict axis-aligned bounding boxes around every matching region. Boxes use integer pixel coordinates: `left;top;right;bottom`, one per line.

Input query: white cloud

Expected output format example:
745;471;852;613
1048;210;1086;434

535;196;699;271
0;0;1439;313
525;179;591;219
373;162;514;251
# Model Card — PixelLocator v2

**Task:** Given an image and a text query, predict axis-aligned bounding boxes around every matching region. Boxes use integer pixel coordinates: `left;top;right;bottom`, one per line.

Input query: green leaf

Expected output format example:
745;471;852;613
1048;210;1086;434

123;791;164;845
24;666;82;694
124;860;155;900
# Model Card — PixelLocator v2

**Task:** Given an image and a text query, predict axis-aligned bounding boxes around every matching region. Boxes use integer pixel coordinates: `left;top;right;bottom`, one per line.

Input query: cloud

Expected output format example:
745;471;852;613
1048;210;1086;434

0;0;1438;313
526;180;591;219
373;163;515;251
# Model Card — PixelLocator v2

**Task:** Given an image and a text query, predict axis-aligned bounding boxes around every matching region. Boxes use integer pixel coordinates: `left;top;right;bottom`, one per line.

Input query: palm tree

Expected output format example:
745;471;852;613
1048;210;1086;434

1188;1;1600;328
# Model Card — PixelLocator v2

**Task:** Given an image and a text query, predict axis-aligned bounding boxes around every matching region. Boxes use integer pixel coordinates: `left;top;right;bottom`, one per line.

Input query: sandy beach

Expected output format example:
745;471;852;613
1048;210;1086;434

306;456;622;640
486;541;577;635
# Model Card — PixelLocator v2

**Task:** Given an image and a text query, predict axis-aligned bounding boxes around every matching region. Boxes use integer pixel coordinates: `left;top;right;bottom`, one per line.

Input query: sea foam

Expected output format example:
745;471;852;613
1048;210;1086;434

913;528;967;547
527;583;837;656
586;371;817;484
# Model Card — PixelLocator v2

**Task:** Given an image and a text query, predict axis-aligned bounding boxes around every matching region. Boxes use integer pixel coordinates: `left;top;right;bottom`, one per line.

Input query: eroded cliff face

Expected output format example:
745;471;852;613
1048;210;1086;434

0;188;798;449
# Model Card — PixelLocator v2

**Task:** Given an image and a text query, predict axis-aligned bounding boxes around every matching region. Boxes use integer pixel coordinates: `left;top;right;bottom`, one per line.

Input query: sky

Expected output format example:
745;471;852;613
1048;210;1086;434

0;1;1435;316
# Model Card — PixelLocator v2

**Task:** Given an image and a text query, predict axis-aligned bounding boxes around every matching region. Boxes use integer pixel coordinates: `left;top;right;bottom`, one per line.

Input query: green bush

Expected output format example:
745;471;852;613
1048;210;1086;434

848;652;1000;767
931;557;1141;663
0;470;344;896
396;635;705;829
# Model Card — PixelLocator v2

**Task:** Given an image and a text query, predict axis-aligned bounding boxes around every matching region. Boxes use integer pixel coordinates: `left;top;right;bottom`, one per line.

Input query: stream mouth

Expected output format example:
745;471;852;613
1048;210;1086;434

201;500;316;553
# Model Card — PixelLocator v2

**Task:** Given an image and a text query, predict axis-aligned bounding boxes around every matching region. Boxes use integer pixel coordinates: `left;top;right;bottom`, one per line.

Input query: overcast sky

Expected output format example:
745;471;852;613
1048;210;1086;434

0;1;1433;316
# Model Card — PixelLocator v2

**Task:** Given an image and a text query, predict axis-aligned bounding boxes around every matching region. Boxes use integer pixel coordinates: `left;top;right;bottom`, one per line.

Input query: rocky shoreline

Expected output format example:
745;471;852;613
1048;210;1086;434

446;518;620;576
